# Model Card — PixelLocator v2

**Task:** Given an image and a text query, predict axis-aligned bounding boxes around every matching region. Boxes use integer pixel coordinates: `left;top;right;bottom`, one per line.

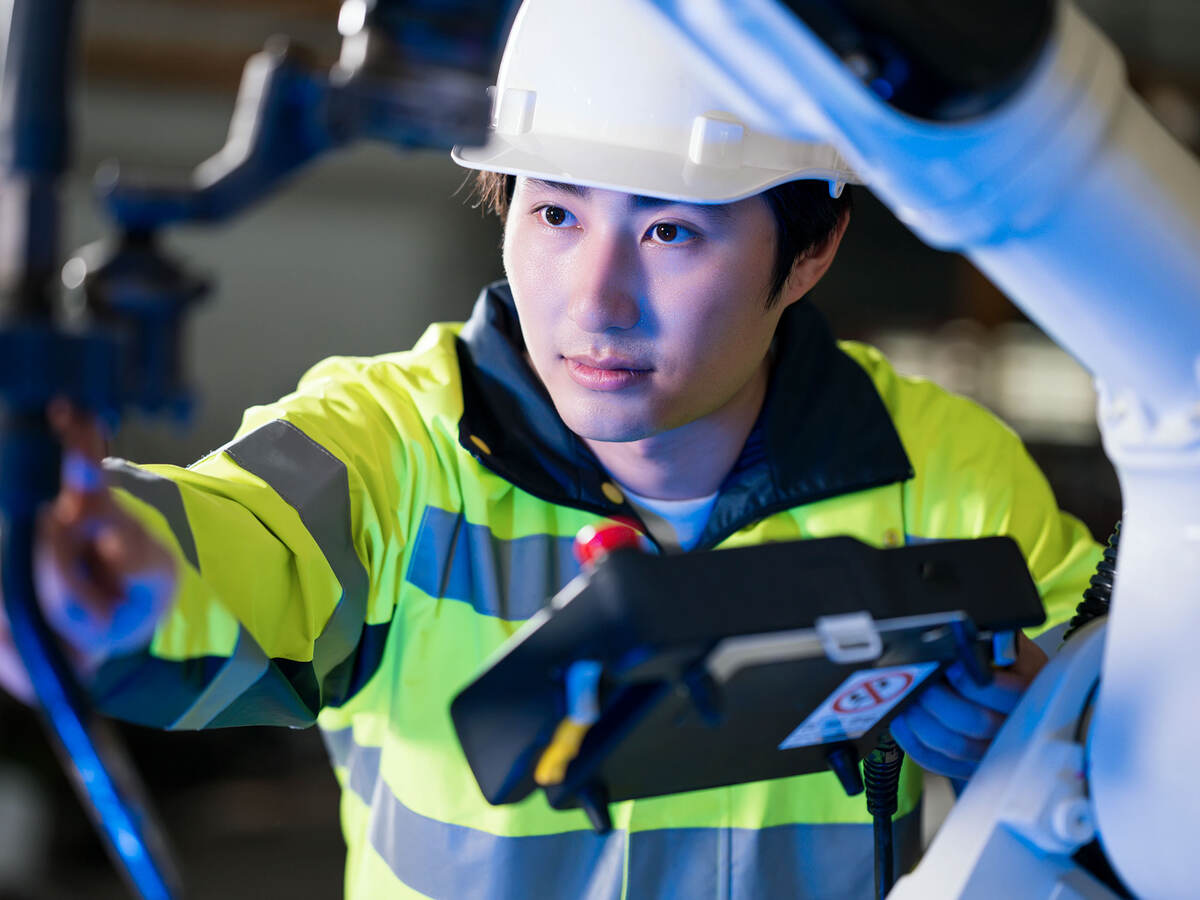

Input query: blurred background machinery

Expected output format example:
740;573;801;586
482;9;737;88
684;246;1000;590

0;0;1195;895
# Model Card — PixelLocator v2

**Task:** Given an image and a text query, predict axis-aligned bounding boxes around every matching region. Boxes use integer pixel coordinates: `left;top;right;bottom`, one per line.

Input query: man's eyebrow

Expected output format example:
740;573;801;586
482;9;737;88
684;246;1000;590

526;179;734;222
526;178;589;198
631;193;734;223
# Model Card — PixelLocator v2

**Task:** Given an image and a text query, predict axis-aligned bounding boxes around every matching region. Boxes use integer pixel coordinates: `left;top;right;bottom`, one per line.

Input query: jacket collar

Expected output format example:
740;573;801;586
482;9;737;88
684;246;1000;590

456;281;913;550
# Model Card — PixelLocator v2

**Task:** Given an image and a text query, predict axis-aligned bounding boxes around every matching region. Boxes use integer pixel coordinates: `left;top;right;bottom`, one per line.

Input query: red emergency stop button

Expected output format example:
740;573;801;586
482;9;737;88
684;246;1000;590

573;521;646;569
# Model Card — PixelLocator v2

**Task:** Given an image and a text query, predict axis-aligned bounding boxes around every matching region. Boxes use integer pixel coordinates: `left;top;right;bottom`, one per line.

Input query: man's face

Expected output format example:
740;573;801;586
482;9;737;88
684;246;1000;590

503;178;790;444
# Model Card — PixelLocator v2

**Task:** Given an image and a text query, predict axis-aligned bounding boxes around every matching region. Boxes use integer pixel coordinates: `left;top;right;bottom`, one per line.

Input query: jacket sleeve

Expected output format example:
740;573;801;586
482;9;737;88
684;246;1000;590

879;360;1103;639
90;355;422;730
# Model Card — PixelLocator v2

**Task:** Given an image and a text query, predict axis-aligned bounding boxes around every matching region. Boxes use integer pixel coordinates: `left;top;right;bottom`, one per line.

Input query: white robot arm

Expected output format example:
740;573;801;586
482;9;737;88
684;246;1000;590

646;2;1200;897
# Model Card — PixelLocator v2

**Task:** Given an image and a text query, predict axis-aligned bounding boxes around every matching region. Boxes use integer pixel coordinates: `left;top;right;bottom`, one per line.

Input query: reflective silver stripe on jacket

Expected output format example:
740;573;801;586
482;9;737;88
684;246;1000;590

405;505;580;620
103;458;201;570
169;626;269;730
224;419;370;686
103;459;272;729
323;726;923;899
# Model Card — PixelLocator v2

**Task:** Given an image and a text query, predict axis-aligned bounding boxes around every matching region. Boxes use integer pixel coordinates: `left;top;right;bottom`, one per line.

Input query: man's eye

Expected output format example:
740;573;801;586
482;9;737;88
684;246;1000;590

538;206;575;228
647;222;696;245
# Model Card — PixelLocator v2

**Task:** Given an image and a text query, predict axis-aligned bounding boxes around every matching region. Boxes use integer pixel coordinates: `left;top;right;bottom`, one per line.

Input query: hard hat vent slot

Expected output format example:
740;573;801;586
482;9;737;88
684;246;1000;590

688;114;745;168
496;88;537;136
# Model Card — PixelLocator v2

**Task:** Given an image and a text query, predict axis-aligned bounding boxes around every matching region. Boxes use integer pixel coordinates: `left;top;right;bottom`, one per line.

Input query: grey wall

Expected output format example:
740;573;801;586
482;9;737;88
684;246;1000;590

1078;0;1200;74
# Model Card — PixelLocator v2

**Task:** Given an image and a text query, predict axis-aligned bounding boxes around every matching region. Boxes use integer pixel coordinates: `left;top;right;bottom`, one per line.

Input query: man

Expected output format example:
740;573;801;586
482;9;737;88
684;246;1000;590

0;0;1100;896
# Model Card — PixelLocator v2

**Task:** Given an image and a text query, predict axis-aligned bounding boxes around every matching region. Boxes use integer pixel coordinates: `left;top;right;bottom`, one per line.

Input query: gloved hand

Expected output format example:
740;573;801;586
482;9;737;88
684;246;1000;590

889;633;1047;782
0;401;177;704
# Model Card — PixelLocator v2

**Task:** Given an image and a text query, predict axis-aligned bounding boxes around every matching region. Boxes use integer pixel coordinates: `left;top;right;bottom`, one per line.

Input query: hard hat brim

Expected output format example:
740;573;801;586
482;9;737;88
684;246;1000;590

453;131;861;205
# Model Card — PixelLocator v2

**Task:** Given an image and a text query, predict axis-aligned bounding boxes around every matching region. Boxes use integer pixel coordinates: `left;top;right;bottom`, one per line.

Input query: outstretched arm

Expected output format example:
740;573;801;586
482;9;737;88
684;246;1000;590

0;401;177;703
1;355;404;732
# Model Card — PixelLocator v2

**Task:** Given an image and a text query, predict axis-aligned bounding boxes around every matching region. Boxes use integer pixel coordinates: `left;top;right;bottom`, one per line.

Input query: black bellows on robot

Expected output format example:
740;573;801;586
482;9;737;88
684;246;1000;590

778;0;1053;120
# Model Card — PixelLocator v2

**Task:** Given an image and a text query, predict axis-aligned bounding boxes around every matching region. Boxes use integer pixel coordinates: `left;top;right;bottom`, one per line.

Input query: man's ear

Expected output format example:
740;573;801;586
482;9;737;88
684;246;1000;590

776;209;851;310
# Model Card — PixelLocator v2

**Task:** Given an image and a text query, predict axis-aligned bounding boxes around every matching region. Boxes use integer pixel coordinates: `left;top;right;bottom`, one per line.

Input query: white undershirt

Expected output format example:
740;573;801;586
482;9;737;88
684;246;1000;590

620;486;720;553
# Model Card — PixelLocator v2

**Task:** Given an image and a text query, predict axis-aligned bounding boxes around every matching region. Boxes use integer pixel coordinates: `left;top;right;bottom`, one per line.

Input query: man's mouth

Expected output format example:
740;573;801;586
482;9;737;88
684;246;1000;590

563;355;653;391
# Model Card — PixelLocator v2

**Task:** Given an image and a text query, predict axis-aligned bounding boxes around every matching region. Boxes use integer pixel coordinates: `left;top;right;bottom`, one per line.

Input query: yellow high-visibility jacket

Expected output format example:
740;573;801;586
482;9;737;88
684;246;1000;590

96;282;1100;899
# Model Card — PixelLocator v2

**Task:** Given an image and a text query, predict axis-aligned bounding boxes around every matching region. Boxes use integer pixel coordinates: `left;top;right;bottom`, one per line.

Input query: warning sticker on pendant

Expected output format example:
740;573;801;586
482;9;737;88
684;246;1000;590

778;662;939;750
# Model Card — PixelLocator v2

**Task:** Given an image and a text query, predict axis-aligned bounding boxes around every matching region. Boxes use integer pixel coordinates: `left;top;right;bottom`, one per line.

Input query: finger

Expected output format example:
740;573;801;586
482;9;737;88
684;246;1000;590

889;711;978;781
917;681;1006;741
58;451;114;525
38;509;122;624
899;703;991;763
62;451;106;495
45;454;136;606
46;453;114;562
49;401;112;523
946;661;1027;715
93;516;176;576
41;503;121;601
36;544;115;636
50;457;164;577
35;541;171;663
38;503;176;654
47;398;108;462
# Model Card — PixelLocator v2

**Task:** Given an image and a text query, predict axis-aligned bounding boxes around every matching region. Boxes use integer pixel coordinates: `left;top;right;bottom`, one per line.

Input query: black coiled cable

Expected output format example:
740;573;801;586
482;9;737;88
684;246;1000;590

1061;520;1135;896
1062;521;1121;643
855;525;1121;897
863;731;905;899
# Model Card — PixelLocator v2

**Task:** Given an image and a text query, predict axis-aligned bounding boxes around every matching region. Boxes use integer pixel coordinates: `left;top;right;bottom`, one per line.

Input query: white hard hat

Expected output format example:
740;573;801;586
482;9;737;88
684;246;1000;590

452;0;860;203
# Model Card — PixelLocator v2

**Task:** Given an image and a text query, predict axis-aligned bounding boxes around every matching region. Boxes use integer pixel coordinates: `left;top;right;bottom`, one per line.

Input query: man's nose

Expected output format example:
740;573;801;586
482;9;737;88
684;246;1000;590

567;233;641;333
